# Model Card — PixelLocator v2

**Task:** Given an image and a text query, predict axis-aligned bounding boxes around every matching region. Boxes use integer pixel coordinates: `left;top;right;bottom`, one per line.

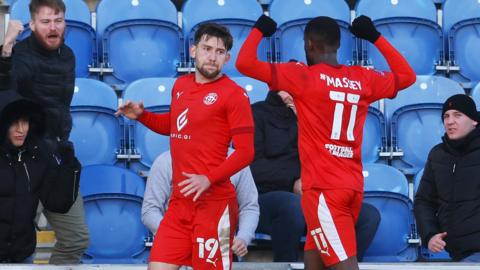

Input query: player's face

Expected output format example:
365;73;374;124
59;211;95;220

278;90;296;114
29;6;65;51
443;109;477;140
8;118;29;147
191;35;230;81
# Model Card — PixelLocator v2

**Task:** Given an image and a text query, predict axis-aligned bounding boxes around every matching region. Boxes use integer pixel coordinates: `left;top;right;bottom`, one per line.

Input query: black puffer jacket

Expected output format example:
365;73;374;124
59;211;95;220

414;127;480;261
251;91;300;194
0;91;80;262
0;34;75;140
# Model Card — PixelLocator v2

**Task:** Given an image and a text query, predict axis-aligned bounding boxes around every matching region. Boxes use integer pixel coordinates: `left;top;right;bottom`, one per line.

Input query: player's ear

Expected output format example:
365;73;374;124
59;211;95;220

224;52;231;63
189;45;197;59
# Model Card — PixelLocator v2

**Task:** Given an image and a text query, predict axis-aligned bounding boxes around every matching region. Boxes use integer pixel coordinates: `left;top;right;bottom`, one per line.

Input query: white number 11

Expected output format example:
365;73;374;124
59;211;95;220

329;91;360;141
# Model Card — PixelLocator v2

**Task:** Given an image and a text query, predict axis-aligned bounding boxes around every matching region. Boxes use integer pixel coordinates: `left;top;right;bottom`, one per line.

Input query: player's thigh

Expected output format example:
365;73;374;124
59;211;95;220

148;262;180;270
191;198;238;270
150;199;193;266
302;189;360;268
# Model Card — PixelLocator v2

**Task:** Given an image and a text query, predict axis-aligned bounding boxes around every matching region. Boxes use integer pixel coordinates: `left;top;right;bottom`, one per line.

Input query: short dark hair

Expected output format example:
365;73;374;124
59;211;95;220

304;16;340;49
29;0;66;19
194;23;233;51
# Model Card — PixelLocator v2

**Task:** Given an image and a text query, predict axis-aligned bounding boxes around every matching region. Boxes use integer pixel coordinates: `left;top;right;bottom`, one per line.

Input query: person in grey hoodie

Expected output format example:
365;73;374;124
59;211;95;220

141;150;259;258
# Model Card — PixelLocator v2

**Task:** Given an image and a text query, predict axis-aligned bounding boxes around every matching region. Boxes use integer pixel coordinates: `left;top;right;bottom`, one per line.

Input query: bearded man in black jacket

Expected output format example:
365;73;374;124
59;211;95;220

0;0;89;264
415;94;480;262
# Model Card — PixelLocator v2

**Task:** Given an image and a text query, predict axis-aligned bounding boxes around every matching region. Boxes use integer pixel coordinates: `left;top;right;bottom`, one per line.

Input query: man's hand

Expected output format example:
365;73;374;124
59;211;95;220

2;20;24;57
428;232;447;253
293;179;302;195
178;172;211;201
254;15;277;37
231;237;248;257
349;15;381;43
115;100;144;119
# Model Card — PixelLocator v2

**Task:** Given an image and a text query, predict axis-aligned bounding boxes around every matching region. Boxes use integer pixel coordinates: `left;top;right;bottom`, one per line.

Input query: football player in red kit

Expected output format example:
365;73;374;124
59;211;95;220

116;23;254;270
236;15;415;270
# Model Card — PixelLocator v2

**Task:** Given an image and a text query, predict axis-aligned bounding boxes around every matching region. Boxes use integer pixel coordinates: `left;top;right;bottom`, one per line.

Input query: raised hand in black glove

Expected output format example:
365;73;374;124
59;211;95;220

254;15;277;37
349;15;380;43
57;140;76;164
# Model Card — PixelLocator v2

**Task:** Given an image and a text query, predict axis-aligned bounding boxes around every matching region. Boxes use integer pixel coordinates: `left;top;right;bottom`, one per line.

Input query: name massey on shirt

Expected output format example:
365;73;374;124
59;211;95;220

320;73;363;159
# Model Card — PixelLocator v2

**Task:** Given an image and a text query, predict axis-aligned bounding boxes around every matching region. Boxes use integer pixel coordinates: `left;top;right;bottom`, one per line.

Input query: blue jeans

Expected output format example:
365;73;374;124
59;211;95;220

461;252;480;262
256;191;306;262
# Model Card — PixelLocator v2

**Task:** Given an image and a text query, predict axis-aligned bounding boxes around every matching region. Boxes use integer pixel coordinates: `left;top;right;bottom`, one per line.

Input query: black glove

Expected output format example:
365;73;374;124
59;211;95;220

254;15;277;37
57;140;76;164
349;15;380;43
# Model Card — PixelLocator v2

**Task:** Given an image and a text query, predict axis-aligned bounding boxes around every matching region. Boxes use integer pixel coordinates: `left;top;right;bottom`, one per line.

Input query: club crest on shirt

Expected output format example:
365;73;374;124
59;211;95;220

203;92;218;105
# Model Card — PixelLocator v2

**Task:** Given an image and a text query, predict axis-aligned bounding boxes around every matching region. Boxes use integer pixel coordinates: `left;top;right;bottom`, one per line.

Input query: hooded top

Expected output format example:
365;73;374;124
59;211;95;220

0;90;80;262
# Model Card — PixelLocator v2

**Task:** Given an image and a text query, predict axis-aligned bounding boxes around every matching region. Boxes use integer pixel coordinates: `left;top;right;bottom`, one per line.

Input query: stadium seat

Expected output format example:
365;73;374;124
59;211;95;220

356;0;442;75
231;76;269;104
10;0;96;77
470;82;480;109
444;0;480;86
385;76;464;175
362;191;418;262
413;169;453;261
182;0;268;76
69;78;124;166
96;0;183;86
80;165;149;264
269;0;355;65
123;77;176;172
363;163;408;196
362;106;387;164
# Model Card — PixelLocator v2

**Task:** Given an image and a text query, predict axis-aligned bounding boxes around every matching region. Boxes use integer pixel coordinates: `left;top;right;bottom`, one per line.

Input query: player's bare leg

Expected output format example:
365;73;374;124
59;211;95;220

148;262;180;270
304;250;326;270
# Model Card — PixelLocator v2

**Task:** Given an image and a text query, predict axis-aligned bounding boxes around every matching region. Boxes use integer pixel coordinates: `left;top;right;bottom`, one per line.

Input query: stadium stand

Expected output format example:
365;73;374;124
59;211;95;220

69;78;125;166
231;76;269;104
80;164;149;264
362;106;387;164
355;0;442;75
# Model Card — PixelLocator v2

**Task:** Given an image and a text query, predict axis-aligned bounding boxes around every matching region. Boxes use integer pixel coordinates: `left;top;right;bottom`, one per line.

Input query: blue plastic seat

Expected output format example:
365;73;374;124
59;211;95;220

363;163;408;196
182;0;267;76
269;0;354;65
413;168;452;261
470;82;480;110
444;0;480;86
69;78;124;166
362;106;387;164
123;78;175;172
80;165;149;264
10;0;96;77
362;191;418;262
96;0;183;86
356;0;442;75
385;76;464;175
231;76;269;104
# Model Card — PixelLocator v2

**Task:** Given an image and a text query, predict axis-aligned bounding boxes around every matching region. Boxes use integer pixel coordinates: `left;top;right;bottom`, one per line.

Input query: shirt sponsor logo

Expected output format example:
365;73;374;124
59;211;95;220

324;143;353;159
203;92;218;105
176;108;188;131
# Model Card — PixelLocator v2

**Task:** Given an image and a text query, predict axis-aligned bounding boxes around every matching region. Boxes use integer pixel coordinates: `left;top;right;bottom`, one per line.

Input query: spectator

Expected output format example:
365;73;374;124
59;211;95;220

415;94;480;262
252;90;380;262
0;0;89;264
0;90;80;263
141;150;259;258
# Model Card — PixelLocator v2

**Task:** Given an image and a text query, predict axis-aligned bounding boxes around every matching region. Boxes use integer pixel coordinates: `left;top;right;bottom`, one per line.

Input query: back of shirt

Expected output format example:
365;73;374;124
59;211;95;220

270;61;396;192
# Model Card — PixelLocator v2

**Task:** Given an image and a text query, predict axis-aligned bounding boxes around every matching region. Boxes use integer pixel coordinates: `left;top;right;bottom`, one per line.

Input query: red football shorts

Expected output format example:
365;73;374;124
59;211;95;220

302;188;363;267
149;197;238;269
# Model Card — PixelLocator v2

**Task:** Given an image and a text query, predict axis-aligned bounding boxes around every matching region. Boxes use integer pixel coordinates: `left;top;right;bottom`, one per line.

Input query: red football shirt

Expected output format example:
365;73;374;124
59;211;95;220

166;74;254;200
269;62;397;192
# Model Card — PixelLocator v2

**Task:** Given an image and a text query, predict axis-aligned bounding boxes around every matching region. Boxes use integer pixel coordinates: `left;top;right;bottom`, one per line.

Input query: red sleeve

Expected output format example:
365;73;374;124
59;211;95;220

375;36;416;91
206;132;254;183
206;87;254;183
236;28;307;97
137;110;170;136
